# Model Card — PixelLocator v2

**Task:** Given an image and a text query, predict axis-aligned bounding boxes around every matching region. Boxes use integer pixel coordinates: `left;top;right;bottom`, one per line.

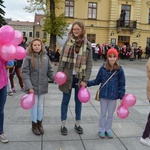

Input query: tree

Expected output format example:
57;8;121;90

25;0;68;51
0;0;6;27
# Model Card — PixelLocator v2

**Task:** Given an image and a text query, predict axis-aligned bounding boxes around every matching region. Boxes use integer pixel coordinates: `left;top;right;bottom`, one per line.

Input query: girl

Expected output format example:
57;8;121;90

57;21;92;135
87;48;126;139
22;38;54;135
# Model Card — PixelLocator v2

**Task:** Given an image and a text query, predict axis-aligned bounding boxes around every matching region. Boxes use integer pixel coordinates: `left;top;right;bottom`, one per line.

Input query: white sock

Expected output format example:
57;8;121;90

61;120;66;127
75;120;80;127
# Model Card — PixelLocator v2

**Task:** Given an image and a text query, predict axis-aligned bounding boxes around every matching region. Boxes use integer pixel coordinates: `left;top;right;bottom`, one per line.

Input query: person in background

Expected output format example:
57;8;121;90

94;44;99;61
0;57;9;143
9;37;28;92
57;20;93;136
87;48;126;139
140;58;150;147
22;38;54;135
6;61;14;96
54;48;60;66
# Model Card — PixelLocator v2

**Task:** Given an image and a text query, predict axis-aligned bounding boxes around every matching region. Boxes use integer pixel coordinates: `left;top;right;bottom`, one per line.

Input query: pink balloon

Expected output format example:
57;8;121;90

15;46;26;60
122;94;136;107
54;72;67;85
0;44;16;61
10;30;23;46
78;86;90;103
20;93;35;110
0;25;15;44
117;105;129;119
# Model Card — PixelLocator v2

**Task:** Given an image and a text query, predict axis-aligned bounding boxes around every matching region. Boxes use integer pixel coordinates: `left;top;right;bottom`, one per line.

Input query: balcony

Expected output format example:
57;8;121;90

116;20;137;29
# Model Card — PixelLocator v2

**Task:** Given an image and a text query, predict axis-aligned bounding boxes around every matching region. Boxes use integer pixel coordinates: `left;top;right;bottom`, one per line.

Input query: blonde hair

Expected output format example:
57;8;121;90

28;38;44;69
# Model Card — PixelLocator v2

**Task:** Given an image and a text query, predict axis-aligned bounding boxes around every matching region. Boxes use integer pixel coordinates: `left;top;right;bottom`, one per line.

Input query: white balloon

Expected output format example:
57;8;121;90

57;32;68;47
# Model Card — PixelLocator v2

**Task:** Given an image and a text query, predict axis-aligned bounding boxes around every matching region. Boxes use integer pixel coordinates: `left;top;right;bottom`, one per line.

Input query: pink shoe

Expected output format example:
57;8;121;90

12;87;16;93
21;87;25;91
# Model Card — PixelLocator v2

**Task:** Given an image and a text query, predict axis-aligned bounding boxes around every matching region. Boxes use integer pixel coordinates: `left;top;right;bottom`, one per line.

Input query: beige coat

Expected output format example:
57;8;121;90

146;58;150;102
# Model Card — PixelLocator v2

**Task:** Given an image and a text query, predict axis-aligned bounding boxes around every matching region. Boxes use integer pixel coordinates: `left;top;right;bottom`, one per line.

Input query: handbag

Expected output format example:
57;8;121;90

95;71;117;101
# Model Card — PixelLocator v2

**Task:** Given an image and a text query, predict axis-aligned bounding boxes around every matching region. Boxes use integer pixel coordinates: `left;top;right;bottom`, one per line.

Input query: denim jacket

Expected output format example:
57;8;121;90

87;64;126;100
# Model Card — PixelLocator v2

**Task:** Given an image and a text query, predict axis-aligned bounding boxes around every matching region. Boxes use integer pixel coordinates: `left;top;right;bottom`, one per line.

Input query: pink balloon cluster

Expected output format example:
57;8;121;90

54;72;67;85
117;94;136;119
0;25;26;61
20;93;35;110
78;86;90;103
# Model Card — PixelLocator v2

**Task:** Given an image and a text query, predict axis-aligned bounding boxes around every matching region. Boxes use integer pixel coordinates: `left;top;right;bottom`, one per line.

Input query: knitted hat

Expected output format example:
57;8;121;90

107;48;118;59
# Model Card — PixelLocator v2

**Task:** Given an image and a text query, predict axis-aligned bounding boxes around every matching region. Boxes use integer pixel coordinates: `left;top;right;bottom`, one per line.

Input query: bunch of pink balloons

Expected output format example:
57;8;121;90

78;86;90;103
117;93;136;119
54;71;67;85
20;93;35;110
0;25;26;61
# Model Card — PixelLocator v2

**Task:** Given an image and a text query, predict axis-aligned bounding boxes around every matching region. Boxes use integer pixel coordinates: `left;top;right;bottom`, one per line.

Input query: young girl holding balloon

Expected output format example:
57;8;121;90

87;48;126;139
57;21;93;135
22;38;54;135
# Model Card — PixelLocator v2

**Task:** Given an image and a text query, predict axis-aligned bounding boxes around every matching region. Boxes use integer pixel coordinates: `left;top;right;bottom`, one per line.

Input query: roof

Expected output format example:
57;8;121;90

8;20;34;26
34;13;45;25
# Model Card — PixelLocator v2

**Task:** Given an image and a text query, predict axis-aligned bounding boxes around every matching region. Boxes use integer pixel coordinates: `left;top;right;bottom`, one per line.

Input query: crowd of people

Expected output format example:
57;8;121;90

0;20;149;147
92;43;146;62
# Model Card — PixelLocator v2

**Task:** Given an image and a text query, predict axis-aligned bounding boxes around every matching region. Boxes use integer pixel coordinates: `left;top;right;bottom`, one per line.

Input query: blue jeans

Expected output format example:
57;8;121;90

61;75;82;121
0;86;7;134
31;95;44;123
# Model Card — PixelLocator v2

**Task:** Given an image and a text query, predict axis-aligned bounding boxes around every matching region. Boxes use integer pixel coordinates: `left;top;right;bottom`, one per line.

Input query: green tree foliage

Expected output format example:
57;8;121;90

0;0;6;27
25;0;68;50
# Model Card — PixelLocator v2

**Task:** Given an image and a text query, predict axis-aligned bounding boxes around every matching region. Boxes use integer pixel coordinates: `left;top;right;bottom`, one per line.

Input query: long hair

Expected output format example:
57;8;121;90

28;38;44;69
68;21;86;39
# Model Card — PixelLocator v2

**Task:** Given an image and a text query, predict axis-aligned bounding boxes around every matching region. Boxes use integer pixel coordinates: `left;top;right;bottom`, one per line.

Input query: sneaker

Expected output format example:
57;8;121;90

61;126;68;135
105;131;113;139
140;137;150;147
7;92;13;96
21;87;25;91
12;87;16;93
0;133;9;143
99;132;105;138
74;124;83;134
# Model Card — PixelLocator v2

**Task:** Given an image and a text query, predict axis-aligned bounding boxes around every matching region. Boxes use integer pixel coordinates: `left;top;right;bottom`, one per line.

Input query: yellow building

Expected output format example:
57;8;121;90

55;0;150;50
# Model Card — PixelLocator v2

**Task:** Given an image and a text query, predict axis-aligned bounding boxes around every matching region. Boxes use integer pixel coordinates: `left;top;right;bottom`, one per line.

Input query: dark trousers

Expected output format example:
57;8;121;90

142;112;150;139
0;86;7;134
9;67;24;89
61;75;82;121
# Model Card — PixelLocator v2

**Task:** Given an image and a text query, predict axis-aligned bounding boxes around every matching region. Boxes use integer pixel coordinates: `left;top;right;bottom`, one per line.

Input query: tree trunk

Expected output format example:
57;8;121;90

49;0;56;51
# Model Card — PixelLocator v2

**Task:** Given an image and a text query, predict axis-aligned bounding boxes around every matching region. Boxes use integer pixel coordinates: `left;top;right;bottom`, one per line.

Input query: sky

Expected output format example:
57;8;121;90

3;0;35;22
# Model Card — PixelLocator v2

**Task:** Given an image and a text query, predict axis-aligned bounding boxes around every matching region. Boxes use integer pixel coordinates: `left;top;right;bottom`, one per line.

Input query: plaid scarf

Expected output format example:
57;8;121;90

61;36;87;79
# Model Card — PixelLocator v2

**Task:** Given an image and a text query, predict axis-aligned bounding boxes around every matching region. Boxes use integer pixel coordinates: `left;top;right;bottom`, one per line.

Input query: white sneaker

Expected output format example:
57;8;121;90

140;137;150;147
0;133;9;143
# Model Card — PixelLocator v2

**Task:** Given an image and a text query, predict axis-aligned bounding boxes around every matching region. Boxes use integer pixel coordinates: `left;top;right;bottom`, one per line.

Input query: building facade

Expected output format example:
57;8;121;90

55;0;150;50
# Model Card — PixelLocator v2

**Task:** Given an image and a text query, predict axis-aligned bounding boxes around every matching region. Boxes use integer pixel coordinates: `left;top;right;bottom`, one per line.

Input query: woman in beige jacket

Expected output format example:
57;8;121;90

140;59;150;147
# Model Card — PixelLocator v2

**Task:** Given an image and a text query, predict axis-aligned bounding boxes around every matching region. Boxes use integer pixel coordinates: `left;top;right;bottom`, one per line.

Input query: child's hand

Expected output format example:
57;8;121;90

28;88;34;93
80;81;87;87
120;99;123;105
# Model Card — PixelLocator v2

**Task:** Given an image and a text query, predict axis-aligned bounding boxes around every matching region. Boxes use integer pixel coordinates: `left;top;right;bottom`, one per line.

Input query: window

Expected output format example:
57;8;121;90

146;38;150;46
65;0;74;17
29;32;32;37
148;8;150;24
120;5;131;27
23;31;26;36
43;32;47;39
118;36;130;45
88;2;97;19
87;34;96;43
36;32;40;38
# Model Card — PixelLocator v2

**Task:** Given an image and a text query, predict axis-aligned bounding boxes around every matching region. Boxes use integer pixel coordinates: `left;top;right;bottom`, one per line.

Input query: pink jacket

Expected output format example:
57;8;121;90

0;57;8;90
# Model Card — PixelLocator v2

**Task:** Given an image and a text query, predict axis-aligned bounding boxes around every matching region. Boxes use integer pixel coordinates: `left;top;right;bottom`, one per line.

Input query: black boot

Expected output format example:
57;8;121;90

32;122;41;135
37;120;44;134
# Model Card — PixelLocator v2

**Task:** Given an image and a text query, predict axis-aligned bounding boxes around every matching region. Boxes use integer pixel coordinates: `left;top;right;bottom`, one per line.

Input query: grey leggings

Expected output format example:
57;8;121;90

99;98;117;132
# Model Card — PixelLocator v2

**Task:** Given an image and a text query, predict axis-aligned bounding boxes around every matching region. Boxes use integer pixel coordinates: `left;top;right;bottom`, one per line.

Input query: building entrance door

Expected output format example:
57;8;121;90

118;36;130;46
